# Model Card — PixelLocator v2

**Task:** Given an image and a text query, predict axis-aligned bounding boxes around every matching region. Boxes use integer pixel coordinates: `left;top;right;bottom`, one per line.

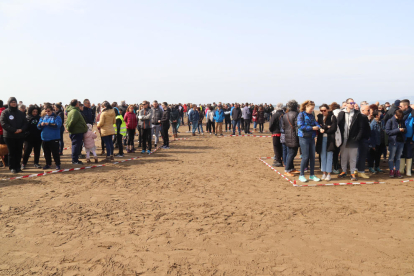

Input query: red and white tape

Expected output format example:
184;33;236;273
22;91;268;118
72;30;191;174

1;147;162;182
258;158;385;187
228;135;272;138
401;179;414;183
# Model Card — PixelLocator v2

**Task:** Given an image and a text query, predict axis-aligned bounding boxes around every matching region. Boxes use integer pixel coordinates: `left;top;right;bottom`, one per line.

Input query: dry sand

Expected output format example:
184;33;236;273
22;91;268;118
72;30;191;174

1;123;414;275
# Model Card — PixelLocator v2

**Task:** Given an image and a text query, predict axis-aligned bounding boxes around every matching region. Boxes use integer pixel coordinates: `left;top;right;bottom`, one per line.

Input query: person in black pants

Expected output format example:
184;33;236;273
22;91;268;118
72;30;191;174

55;104;65;155
22;105;42;169
161;102;171;148
137;101;152;154
0;97;28;173
38;105;62;170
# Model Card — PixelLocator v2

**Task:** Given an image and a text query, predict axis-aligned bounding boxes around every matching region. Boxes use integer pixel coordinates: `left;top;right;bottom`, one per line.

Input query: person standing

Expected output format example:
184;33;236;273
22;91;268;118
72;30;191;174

189;105;200;136
0;97;28;173
224;105;232;132
231;104;242;135
368;110;385;174
22;105;42;169
399;99;413;175
297;100;321;182
206;106;215;134
316;104;337;181
337;98;363;181
242;103;252;134
283;100;300;177
124;105;138;153
66;99;88;164
257;106;265;133
113;108;126;157
269;103;284;167
356;105;372;178
160;102;171;149
138;101;153;154
386;109;406;178
96;101;116;161
151;101;163;148
252;106;258;132
214;105;224;136
0;100;6;167
55;104;65;155
37;105;62;170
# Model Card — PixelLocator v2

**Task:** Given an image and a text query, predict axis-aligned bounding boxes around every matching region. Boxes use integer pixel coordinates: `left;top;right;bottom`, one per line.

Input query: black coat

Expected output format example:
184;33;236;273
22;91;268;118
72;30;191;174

161;108;171;127
269;109;284;134
360;114;371;140
0;104;28;139
337;110;363;148
25;115;42;142
232;108;242;120
283;111;299;148
316;112;337;154
383;104;399;125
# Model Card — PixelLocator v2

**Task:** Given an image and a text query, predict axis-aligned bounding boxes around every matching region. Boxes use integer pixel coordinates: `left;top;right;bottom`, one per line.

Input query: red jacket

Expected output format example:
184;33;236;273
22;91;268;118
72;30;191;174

252;109;258;122
124;111;138;129
0;107;5;135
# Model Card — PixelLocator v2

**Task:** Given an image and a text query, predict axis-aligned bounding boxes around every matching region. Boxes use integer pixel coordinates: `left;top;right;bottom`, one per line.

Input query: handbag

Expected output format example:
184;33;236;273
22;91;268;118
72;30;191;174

333;115;342;147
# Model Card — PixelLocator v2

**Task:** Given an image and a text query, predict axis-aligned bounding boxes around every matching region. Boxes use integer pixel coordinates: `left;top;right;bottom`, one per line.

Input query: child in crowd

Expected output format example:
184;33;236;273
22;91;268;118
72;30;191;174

84;124;98;163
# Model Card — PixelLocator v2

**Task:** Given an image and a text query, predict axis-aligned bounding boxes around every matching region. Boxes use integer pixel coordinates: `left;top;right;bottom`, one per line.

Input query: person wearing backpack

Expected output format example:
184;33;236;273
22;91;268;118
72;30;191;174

316;104;337;181
297;100;321;183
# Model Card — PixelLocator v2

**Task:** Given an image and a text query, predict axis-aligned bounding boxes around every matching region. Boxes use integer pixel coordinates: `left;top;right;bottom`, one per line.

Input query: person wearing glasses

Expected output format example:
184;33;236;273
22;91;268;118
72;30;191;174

37;104;62;170
297;100;321;183
337;98;363;181
316;104;337;181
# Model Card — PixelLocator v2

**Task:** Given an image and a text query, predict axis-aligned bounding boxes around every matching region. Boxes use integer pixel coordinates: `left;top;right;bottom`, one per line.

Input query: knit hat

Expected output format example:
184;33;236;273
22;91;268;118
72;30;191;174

394;100;401;107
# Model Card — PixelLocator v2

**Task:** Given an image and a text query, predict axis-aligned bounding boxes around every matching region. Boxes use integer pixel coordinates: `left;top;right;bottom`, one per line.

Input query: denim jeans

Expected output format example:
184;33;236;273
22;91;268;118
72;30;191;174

253;121;257;129
70;133;84;162
299;137;315;176
101;135;114;157
152;125;161;145
192;122;198;133
232;119;241;134
388;142;405;170
320;136;333;173
285;146;298;172
282;143;288;166
198;123;204;133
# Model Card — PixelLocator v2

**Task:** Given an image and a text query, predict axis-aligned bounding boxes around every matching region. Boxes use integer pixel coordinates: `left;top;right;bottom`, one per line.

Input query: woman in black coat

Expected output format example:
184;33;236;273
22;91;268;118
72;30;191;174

316;104;338;181
282;100;299;176
22;105;42;169
161;102;171;149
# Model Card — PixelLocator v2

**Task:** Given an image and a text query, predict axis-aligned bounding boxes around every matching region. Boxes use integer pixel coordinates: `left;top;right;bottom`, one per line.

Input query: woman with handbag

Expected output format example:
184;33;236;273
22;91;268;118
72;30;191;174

297;100;321;183
316;104;337;181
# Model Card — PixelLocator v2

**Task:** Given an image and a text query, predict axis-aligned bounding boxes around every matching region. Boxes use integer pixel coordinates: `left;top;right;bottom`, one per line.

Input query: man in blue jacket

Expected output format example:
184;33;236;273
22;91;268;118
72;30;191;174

189;105;199;136
214;105;224;136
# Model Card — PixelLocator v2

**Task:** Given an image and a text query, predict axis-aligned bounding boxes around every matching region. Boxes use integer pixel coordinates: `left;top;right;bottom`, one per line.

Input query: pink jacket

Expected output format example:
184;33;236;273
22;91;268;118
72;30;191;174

83;130;97;149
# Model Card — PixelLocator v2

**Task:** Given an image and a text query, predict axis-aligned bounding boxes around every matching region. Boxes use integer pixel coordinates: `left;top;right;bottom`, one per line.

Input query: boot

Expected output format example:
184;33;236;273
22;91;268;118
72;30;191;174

406;159;412;176
110;155;114;161
101;149;105;156
86;159;91;163
94;157;99;163
400;158;406;174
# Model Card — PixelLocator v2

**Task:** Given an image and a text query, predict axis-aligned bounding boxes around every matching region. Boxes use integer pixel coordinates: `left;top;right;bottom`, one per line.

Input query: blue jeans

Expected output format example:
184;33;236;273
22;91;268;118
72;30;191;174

388;142;405;170
282;143;288;165
102;135;114;157
299;137;315;176
253;121;257;129
232;119;241;134
69;133;84;162
320;136;333;173
192;122;198;133
285;146;298;172
198;123;204;133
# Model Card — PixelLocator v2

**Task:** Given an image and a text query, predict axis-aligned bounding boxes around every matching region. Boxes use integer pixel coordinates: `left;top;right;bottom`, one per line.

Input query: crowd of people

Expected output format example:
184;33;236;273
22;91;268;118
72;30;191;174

0;97;413;183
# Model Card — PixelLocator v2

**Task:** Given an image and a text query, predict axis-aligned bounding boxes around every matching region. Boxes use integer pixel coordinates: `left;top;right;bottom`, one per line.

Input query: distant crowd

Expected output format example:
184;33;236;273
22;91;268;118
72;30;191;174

0;97;413;183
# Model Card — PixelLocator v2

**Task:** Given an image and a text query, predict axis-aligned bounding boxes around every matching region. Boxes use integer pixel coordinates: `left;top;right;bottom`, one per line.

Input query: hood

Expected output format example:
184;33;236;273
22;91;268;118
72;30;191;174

27;105;41;120
66;105;79;112
7;97;18;111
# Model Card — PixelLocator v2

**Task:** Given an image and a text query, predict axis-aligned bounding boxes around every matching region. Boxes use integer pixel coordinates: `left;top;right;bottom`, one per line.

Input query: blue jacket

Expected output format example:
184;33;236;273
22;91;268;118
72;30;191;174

297;111;320;138
37;113;62;141
405;111;414;141
385;116;406;145
82;106;95;125
188;109;199;122
214;109;224;123
369;119;382;147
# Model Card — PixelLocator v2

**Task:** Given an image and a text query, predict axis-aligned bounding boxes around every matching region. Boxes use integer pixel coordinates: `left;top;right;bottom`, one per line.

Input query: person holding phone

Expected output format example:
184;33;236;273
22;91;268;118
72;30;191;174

297;100;321;183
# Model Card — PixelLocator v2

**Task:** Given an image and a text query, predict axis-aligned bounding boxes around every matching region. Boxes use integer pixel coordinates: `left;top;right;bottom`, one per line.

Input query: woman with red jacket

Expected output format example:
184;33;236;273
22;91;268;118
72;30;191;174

124;105;138;153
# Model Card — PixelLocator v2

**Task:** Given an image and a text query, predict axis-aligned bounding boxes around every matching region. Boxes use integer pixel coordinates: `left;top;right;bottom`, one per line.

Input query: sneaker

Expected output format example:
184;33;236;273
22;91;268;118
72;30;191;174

126;149;132;153
309;175;321;182
238;132;241;135
164;146;170;149
43;165;51;170
79;154;86;159
358;172;369;179
369;167;376;174
299;176;308;183
339;172;347;178
154;144;157;148
56;165;61;170
350;174;357;181
321;174;326;181
375;167;384;173
290;170;300;174
115;154;124;158
34;164;41;169
284;172;294;177
141;150;145;154
72;161;84;165
332;169;340;174
325;174;331;181
10;169;18;174
0;161;3;167
395;170;403;178
147;150;151;154
273;162;283;167
389;169;395;178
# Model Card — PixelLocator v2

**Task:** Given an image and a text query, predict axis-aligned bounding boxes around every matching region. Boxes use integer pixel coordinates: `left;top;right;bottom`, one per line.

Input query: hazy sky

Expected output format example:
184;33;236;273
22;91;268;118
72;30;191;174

1;0;413;105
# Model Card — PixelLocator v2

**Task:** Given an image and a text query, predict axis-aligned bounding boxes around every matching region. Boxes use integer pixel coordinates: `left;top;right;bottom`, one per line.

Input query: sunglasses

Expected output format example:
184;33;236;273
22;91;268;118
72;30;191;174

320;109;328;112
348;102;356;105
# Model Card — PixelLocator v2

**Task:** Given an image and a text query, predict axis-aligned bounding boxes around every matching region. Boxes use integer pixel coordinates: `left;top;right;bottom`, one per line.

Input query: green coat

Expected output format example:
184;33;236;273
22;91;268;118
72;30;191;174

66;106;88;134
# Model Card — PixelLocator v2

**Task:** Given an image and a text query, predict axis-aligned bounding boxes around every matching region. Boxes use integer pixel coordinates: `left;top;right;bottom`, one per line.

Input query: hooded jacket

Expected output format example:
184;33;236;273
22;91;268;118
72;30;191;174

97;108;116;137
269;109;284;134
283;110;299;148
315;112;338;153
124;111;138;129
214;109;224;123
386;116;406;145
66;105;88;135
37;112;62;141
0;97;28;139
25;105;42;141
